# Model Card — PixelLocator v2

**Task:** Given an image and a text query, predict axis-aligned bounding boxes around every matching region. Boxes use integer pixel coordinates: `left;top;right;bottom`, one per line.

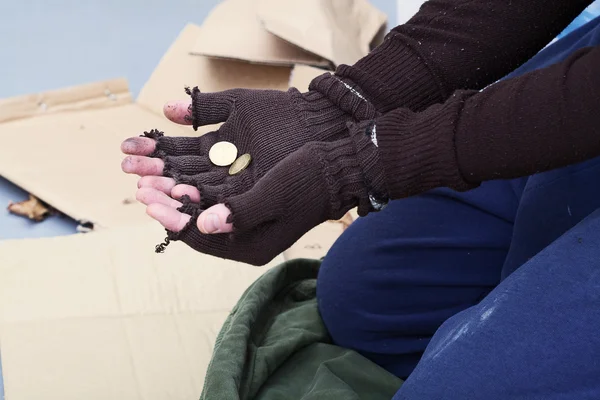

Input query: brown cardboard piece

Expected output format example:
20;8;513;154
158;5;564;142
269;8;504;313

138;23;293;118
258;0;388;66
288;64;330;89
0;222;284;400
0;24;291;229
0;99;186;229
191;0;331;68
192;0;387;67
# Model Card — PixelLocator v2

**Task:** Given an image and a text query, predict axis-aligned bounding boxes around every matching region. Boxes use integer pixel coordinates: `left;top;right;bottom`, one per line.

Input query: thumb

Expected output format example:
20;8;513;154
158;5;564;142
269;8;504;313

165;87;238;130
163;100;193;125
197;204;233;234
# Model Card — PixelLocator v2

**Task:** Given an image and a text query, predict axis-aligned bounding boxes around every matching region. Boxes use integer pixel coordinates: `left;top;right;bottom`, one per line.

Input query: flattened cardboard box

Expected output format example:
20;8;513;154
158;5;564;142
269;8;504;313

192;0;387;67
257;0;388;66
0;222;285;400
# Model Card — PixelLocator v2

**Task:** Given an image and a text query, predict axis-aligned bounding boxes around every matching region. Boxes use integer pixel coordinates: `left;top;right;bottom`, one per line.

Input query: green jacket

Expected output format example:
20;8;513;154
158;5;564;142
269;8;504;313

200;259;403;400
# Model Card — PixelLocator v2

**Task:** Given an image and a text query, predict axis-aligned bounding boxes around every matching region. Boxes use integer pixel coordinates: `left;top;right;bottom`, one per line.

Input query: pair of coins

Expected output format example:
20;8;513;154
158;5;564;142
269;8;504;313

208;141;252;175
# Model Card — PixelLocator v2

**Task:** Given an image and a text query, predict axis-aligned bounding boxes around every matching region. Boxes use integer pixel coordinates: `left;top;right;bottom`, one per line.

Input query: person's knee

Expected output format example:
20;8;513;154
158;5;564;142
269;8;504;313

316;214;475;378
317;221;498;350
317;194;513;376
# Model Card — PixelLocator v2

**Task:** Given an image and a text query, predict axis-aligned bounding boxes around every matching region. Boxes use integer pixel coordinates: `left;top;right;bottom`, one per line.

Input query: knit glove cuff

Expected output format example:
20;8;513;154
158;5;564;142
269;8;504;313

376;102;478;199
308;73;380;121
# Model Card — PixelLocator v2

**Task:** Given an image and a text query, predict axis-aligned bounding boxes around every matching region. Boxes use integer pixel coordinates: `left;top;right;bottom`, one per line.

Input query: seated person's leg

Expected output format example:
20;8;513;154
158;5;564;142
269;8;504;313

394;208;600;399
391;16;600;398
319;12;600;382
317;179;524;378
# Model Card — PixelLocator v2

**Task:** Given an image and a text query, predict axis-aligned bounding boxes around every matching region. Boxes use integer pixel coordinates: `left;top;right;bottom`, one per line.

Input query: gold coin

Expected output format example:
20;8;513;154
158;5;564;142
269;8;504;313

209;141;238;167
229;153;252;175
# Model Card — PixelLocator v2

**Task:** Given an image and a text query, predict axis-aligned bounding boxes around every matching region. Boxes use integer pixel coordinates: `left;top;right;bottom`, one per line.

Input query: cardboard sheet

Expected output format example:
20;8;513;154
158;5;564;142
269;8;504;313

258;0;388;66
289;64;329;90
0;223;283;400
0;100;188;229
282;220;343;260
139;23;292;118
193;0;386;67
191;0;330;68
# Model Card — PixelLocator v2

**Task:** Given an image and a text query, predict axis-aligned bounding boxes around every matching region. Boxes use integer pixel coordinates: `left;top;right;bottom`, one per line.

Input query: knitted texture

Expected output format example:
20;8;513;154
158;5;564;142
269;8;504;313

375;95;478;199
374;45;600;197
145;76;377;208
168;134;384;266
335;0;591;113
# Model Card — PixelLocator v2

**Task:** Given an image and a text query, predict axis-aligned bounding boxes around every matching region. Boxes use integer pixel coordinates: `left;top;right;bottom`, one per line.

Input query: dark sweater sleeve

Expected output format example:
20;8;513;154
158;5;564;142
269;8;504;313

374;45;600;199
337;0;591;113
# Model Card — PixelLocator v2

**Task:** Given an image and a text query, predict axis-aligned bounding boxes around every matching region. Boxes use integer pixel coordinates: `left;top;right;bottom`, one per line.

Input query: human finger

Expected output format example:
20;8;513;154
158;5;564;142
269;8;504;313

121;156;164;176
137;176;177;193
171;184;201;203
136;187;182;208
163;100;193;125
196;204;233;234
146;203;191;232
165;87;236;129
120;137;156;155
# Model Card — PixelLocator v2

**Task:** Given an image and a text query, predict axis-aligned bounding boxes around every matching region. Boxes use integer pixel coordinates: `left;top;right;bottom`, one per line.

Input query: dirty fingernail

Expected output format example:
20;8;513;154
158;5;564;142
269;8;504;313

163;100;193;124
203;213;220;233
121;139;136;153
121;157;132;172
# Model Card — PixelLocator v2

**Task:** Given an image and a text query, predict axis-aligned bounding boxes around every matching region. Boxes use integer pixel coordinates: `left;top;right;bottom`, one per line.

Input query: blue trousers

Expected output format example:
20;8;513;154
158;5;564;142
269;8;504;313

317;16;600;399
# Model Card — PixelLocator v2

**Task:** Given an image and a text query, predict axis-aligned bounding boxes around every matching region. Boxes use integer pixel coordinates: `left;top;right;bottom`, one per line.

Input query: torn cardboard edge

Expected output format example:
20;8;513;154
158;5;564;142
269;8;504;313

7;194;52;222
191;0;387;68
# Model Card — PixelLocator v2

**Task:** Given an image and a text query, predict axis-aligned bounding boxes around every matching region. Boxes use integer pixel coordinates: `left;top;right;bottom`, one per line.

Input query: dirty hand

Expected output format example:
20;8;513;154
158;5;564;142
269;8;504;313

121;75;381;265
129;125;386;266
122;74;377;205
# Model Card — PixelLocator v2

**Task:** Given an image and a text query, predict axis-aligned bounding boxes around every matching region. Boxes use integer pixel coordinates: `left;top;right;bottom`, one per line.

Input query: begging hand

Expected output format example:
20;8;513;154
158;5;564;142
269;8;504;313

121;75;386;265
